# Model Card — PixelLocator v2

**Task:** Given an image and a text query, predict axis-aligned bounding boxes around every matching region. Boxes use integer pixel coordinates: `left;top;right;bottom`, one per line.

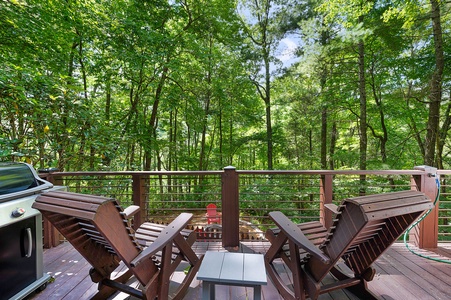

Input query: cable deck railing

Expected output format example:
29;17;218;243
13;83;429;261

39;166;450;249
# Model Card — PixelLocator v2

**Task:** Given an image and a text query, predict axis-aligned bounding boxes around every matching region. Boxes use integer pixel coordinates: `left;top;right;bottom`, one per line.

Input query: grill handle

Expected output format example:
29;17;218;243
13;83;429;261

25;227;32;258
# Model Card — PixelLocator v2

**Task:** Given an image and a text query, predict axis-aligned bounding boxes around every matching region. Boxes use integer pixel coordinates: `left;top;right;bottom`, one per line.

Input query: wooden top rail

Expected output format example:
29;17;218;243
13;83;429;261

38;166;442;250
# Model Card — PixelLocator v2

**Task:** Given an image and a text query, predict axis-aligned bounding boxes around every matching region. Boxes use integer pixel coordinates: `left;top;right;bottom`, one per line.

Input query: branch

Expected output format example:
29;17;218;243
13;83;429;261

248;75;266;101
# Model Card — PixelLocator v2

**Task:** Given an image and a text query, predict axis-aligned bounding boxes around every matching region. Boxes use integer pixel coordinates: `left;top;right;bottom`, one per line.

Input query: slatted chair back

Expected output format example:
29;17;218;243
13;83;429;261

33;191;158;285
33;191;201;300
265;220;329;265
265;190;434;300
307;190;434;282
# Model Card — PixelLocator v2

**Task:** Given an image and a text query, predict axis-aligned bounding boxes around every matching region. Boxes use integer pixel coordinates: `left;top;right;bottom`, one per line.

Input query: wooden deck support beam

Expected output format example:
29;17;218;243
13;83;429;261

221;166;240;249
411;165;439;249
320;174;334;229
132;174;146;229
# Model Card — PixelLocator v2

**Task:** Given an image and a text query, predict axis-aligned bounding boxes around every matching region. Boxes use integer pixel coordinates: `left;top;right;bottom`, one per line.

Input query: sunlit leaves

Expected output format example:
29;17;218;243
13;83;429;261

317;0;374;27
1;0;450;171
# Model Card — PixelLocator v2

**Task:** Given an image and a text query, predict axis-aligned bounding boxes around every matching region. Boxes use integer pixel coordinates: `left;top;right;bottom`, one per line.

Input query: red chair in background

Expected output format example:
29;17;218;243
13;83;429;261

206;203;221;224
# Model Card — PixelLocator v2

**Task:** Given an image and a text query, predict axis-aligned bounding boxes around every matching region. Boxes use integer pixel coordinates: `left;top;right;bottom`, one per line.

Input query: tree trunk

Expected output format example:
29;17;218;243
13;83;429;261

358;15;367;194
358;38;367;171
105;80;111;121
329;121;337;170
369;59;388;162
246;0;273;170
263;40;273;170
437;99;450;169
321;108;327;169
145;64;169;170
199;36;213;171
320;24;330;170
424;0;444;167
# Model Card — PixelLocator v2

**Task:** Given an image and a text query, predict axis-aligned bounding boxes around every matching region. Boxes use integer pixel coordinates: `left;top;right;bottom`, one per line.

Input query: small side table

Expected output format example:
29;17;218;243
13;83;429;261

197;251;267;300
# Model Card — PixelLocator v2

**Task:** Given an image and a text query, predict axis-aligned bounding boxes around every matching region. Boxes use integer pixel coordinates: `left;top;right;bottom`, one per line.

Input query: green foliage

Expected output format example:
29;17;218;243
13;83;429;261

0;0;450;173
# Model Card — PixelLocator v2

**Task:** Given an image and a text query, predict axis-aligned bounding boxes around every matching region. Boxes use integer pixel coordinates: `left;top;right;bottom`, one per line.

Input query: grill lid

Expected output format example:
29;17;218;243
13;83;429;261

0;162;38;195
0;162;53;202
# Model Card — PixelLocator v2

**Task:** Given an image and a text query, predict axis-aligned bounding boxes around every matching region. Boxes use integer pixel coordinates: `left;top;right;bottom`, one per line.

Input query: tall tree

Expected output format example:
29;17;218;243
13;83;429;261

240;0;284;170
382;0;446;167
2;0;451;172
274;0;334;169
424;0;444;166
317;0;374;175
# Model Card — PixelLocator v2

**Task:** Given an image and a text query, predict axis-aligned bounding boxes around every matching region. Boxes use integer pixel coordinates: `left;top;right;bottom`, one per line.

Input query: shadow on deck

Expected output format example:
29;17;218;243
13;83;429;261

29;242;451;300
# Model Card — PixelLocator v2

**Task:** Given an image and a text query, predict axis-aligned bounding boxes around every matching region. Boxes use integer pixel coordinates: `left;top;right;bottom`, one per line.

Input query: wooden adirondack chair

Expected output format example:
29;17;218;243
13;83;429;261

264;190;434;300
206;203;221;224
32;191;203;300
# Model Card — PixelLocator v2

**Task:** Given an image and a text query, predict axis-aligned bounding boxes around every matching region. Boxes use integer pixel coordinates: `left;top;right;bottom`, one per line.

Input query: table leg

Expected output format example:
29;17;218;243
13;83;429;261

253;285;262;300
202;282;215;300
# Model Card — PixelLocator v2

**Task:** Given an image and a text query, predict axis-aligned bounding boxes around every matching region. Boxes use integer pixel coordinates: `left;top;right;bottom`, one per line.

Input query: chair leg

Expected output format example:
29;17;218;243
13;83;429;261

157;234;203;300
265;261;298;300
344;281;378;300
265;232;306;300
302;269;321;300
91;284;117;300
329;266;378;300
142;272;160;300
171;255;203;300
170;234;204;300
289;242;306;299
90;268;135;299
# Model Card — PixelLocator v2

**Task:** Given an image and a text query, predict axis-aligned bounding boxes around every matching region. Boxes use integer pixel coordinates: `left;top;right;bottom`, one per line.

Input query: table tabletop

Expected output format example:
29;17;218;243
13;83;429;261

197;251;267;286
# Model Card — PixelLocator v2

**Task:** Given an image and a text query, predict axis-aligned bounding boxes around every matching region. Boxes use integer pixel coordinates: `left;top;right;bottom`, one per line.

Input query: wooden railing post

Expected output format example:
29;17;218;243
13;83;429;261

411;165;439;249
132;174;146;229
222;166;240;250
52;174;64;187
320;174;334;229
39;171;64;187
38;170;64;248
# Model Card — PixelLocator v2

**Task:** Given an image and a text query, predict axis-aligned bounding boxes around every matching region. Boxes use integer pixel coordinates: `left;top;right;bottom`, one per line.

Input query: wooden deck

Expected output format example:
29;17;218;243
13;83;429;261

28;242;451;300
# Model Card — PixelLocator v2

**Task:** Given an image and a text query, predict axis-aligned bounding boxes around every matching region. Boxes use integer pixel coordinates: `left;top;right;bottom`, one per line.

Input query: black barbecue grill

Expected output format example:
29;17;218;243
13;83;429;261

0;162;61;300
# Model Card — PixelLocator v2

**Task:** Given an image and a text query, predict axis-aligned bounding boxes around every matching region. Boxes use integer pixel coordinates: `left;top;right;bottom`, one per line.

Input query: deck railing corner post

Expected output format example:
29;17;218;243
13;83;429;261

320;174;334;229
411;165;439;249
132;173;146;229
222;166;240;249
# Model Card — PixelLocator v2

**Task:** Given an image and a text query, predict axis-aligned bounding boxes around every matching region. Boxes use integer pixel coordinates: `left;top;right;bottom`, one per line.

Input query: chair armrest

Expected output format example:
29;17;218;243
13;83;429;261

269;211;330;264
130;212;193;267
122;205;140;219
324;203;339;214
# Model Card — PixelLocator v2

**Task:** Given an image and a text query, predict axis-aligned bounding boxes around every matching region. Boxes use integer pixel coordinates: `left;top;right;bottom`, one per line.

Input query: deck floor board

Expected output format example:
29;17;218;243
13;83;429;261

27;242;451;300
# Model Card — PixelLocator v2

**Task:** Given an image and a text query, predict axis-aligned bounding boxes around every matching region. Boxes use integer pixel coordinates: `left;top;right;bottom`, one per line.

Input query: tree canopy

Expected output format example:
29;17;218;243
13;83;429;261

1;0;450;171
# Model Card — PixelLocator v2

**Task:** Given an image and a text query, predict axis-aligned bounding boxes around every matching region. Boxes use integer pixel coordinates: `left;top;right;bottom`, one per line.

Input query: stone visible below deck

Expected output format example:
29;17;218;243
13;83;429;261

28;241;451;300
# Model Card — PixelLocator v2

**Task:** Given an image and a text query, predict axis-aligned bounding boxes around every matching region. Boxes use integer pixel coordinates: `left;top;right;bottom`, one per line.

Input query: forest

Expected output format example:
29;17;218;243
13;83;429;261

1;0;450;172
